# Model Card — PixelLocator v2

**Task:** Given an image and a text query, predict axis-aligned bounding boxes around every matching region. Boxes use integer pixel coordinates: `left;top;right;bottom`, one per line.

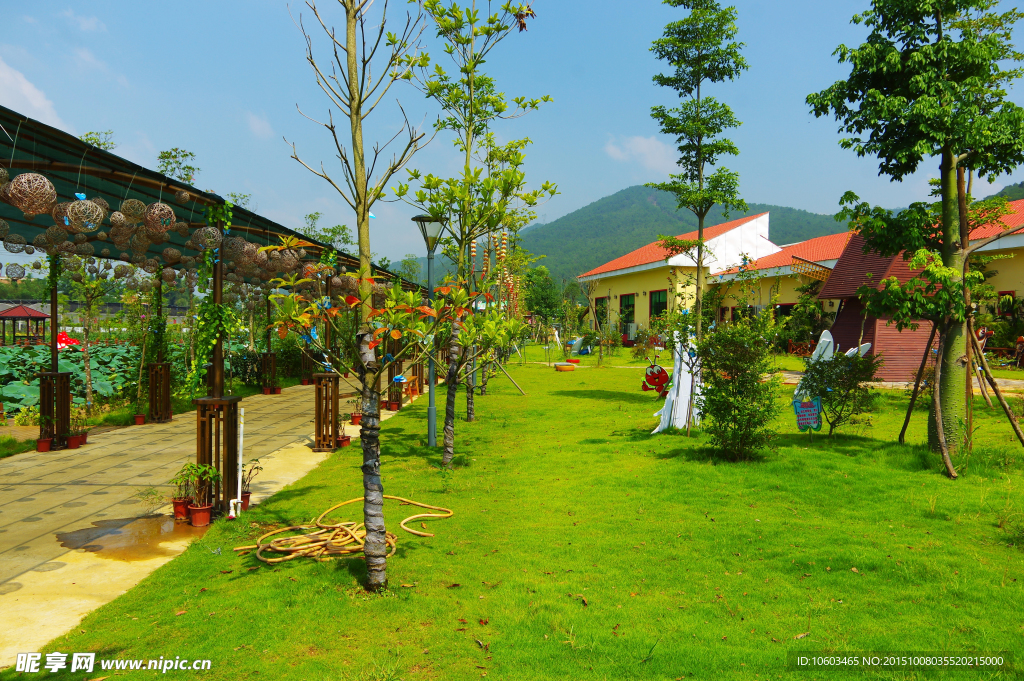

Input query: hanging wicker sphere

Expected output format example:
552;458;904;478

24;245;34;255
174;190;191;203
0;182;13;206
119;252;130;262
73;233;87;244
31;261;42;271
100;248;110;258
113;264;130;279
331;276;344;288
3;233;27;253
120;199;146;224
51;201;72;226
32;234;48;248
146;228;168;245
8;173;57;219
174;221;190;237
161;247;181;264
96;231;108;241
140;279;154;293
161;267;176;283
70;272;83;283
0;167;8;185
279;250;300;271
109;223;134;245
143;262;158;274
87;265;98;275
109;211;127;229
193;225;222;249
0;219;8;239
67;199;105;233
144;202;175;232
6;263;25;280
76;242;95;256
90;196;110;212
129;232;151;255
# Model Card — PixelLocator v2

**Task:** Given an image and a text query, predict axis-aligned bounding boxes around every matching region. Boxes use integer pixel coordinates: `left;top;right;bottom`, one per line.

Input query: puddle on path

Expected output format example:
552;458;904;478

55;516;208;562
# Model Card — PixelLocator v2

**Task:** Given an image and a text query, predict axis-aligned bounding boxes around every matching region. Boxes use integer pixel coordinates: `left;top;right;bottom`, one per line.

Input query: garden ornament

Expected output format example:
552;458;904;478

641;358;671;399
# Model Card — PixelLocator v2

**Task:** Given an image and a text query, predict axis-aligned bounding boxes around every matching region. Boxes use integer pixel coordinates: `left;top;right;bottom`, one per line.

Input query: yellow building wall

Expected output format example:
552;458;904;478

709;273;843;318
584;265;696;330
981;247;1023;302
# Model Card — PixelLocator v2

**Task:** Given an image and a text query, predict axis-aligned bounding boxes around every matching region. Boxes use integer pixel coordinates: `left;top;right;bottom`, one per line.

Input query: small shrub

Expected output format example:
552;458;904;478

697;310;780;459
14;404;40;426
800;352;884;436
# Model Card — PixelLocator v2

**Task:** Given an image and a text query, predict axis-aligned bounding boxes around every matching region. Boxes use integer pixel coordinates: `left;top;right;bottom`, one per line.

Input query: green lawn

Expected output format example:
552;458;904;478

0;435;36;459
17;363;1024;680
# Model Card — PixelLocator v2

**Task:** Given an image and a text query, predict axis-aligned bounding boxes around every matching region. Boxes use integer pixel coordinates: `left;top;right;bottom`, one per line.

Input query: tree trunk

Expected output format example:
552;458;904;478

465;365;475;422
82;300;94;416
442;326;461;466
359;379;386;590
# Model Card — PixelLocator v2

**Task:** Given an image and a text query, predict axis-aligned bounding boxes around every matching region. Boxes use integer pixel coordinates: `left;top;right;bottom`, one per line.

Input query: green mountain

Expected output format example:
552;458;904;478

518;185;847;284
988;181;1024;201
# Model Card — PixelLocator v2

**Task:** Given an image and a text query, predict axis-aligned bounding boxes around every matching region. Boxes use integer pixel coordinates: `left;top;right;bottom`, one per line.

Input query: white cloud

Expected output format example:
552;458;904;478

604;135;677;175
246;111;274;140
61;9;106;32
72;47;105;71
0;55;66;130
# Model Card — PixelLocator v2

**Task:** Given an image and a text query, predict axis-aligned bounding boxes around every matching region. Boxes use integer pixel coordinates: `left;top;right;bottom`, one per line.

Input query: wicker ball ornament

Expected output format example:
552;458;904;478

32;234;48;248
193;226;222;249
161;267;176;283
76;242;95;256
67;199;105;233
120;199;146;224
8;173;57;219
174;190;191;203
0;219;9;240
91;197;110;212
24;246;34;255
109;211;127;229
129;233;151;255
6;263;25;280
3;233;27;253
100;248;111;258
113;264;130;279
161;247;181;264
0;167;8;185
144;202;175;233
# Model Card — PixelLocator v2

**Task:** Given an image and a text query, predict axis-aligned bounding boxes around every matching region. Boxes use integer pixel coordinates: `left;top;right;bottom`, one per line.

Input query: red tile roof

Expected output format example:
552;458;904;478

970;198;1024;239
713;231;852;276
0;304;49;319
578;213;767;278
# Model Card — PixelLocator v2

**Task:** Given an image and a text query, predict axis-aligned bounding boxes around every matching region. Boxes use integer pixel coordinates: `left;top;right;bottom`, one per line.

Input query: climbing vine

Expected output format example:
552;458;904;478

180;246;241;397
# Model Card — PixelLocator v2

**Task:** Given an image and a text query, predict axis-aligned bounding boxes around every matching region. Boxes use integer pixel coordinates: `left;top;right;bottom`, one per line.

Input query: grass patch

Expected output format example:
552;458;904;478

23;364;1024;680
0;435;37;459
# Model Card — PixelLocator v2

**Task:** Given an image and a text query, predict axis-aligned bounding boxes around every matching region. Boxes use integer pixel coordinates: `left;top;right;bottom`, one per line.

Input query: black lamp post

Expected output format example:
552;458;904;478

413;215;444;447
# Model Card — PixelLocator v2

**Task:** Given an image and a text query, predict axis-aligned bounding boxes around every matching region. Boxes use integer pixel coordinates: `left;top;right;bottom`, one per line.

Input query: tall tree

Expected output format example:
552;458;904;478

647;0;748;342
287;0;426;591
807;0;1024;471
395;0;555;465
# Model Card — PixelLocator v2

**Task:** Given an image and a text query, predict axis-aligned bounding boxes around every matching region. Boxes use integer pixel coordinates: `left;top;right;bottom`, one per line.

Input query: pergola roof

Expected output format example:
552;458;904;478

0;303;48;319
0;104;419;290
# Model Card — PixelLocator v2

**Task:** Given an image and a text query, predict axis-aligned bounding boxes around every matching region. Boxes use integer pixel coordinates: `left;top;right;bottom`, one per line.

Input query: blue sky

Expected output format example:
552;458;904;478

2;1;1023;261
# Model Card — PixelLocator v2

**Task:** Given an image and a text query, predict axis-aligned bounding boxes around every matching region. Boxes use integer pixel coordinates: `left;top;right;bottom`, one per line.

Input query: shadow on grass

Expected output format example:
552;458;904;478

550;389;655;405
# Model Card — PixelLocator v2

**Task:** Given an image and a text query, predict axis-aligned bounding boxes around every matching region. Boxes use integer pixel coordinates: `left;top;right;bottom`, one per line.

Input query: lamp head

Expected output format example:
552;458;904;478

412;215;444;253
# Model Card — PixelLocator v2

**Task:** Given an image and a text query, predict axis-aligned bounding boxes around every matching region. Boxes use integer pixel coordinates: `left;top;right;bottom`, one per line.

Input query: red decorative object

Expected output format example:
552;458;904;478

172;498;191;520
641;361;670;399
567;358;580;364
188;504;213;527
67;434;81;449
56;332;80;350
36;438;52;452
351;413;362;426
133;414;145;425
241;492;251;511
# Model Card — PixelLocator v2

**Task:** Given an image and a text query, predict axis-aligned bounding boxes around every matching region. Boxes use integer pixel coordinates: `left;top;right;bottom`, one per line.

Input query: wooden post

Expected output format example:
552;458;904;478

313;372;340;451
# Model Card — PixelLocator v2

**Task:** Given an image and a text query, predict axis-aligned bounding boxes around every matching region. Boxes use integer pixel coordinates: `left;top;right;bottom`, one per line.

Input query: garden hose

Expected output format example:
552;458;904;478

232;495;453;564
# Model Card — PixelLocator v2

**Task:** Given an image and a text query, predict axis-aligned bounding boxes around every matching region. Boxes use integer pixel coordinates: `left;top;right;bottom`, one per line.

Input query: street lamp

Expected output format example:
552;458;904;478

413;214;445;447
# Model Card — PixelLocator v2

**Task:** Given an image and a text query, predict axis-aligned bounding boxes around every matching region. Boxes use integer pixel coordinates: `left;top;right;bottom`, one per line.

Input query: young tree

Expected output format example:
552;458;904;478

397;253;422;283
287;0;427;591
394;0;555;466
807;0;1024;472
800;353;883;436
79;131;116;151
647;0;748;343
157;148;200;184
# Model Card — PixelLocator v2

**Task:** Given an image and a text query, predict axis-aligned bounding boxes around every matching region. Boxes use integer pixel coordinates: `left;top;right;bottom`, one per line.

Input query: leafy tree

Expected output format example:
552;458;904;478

524;266;559;321
647;0;748;343
79;131;116;151
397;254;422;284
287;0;427;591
226;192;252;209
807;0;1024;475
157;148;200;184
799;352;884;436
394;0;555;466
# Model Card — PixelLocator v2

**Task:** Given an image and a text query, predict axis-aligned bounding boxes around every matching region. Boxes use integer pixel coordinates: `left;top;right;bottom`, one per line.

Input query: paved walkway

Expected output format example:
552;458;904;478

0;383;371;665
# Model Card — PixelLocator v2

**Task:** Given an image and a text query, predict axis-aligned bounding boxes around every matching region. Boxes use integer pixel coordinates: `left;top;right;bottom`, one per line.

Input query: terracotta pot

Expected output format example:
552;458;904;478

388;400;400;411
263;387;271;395
337;435;352;448
301;378;310;386
343;372;350;378
36;438;52;452
134;414;145;426
351;413;362;426
67;434;81;449
172;497;192;520
274;387;282;394
81;431;88;444
188;504;213;527
241;492;251;511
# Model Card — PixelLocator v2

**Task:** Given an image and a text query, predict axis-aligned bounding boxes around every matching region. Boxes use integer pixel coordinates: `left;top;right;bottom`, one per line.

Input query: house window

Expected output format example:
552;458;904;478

998;290;1016;316
620;293;636;327
774;303;795;319
719;307;730;322
649;289;668;319
594;297;608;328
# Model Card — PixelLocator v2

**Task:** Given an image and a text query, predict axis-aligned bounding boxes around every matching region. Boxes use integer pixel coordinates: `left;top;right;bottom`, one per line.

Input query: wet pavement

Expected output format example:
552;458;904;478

0;383;374;664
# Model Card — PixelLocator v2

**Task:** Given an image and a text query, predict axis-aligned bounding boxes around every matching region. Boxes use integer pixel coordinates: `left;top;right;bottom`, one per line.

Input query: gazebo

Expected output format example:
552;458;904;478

0;303;48;345
0;104;421;512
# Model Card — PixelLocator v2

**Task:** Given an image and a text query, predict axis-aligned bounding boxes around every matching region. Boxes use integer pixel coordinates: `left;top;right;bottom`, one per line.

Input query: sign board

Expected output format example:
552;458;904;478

792;398;822;432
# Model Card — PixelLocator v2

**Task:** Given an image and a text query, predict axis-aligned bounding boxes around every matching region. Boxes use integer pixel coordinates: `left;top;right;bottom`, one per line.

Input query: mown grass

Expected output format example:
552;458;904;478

0;435;37;459
15;362;1024;680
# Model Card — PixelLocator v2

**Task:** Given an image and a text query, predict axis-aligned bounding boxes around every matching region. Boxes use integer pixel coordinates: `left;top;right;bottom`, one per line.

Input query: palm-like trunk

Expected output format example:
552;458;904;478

465;362;476;422
442;325;461;466
357;330;387;589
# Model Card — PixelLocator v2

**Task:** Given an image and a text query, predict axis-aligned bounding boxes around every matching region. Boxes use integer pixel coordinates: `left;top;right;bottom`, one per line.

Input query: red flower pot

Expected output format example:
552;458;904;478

343;372;350;378
188;504;213;527
263;387;271;395
337;435;352;448
274;387;282;394
241;492;251;511
134;414;145;426
351;414;362;426
67;434;81;449
301;379;310;386
388;400;401;411
81;431;88;444
36;438;52;452
172;498;191;520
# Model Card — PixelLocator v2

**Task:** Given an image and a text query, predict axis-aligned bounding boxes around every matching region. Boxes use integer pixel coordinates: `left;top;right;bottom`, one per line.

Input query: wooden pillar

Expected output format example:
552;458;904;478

211;220;224;399
313;372;340;451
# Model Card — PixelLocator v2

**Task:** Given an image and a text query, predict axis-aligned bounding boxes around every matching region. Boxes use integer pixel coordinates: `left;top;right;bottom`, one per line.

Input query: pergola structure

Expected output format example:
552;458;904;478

0;303;48;345
0;105;422;512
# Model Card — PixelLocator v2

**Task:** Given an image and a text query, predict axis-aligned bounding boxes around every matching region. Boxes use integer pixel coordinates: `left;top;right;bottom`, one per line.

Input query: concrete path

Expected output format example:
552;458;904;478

0;383;372;665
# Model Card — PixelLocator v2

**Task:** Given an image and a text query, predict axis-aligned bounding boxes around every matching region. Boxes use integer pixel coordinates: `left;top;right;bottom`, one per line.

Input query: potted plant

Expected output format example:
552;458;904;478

36;413;52;452
168;464;195;521
273;386;282;394
351;411;362;426
187;463;222;527
337;422;351;448
240;459;262;511
301;377;310;386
